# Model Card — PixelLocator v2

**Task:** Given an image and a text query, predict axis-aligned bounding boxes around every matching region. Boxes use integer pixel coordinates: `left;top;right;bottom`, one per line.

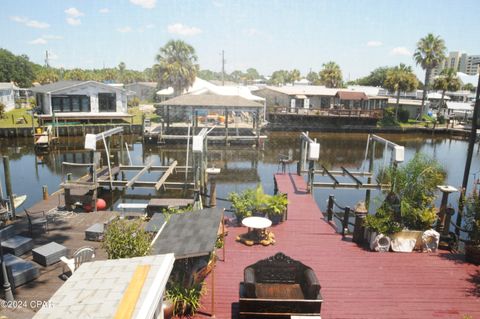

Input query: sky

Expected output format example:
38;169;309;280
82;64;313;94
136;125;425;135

1;0;480;81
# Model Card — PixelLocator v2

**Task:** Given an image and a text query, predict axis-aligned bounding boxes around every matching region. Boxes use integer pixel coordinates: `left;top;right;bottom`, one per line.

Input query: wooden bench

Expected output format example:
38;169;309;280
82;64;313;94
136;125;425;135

239;252;322;319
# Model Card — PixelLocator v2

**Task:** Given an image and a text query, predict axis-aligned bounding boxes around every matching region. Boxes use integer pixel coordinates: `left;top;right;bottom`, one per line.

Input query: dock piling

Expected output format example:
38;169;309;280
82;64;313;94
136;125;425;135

2;156;15;218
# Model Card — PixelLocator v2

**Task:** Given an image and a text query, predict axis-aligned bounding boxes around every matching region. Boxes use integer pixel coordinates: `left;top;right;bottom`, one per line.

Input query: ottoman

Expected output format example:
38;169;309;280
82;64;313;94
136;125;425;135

1;235;34;256
1;253;39;288
32;242;68;266
85;223;104;241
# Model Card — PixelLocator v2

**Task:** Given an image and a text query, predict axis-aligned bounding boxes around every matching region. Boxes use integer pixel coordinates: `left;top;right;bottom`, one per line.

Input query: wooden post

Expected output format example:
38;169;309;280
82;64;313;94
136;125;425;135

120;135;124;166
353;202;368;244
224;108;229;146
2;156;15;218
166;105;170;130
342;206;350;237
255;110;260;147
42;185;49;200
327;194;334;221
209;177;217;208
307;160;314;194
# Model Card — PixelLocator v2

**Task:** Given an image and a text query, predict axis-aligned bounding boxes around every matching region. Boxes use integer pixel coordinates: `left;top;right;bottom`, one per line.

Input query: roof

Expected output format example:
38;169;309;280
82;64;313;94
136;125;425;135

125;82;157;88
347;85;388;96
388;98;423;106
427;92;450;100
158;94;264;109
457;72;479;86
30;80;126;94
261;85;338;96
33;254;175;319
446;101;474;111
0;82;19;90
336;91;368;100
150;207;223;259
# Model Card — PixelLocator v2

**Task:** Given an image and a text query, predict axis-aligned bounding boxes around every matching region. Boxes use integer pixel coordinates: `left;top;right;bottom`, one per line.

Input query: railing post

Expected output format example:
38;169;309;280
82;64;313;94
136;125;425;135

342;206;350;237
353;202;368;244
327;195;334;221
307;160;314;194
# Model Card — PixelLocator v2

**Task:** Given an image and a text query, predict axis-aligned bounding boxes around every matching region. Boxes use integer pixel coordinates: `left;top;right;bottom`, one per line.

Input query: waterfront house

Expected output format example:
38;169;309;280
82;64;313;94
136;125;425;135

0;82;19;112
30;81;130;122
387;98;422;119
125;82;157;101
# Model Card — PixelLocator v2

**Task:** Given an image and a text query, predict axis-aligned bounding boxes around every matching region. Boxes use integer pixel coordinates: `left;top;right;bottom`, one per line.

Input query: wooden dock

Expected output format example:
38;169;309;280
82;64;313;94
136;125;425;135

198;173;480;319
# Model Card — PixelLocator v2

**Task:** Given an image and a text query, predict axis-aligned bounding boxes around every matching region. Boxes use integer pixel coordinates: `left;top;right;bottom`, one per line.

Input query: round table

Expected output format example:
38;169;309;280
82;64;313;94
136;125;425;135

242;216;272;230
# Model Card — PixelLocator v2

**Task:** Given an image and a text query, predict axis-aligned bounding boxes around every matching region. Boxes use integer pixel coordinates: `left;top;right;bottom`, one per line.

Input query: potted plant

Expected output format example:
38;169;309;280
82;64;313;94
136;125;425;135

364;204;402;251
266;193;288;225
165;281;204;317
374;153;445;252
228;185;269;223
464;188;480;265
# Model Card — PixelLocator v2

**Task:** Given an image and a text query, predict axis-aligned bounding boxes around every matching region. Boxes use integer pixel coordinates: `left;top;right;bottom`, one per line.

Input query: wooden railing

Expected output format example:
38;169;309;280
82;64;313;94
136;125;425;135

270;107;384;119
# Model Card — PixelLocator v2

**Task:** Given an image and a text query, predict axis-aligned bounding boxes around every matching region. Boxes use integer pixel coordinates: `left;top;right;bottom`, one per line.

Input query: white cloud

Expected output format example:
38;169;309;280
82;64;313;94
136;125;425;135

10;16;49;29
167;23;202;36
367;40;383;47
390;46;411;56
65;7;84;17
99;8;110;14
66;17;81;26
118;26;133;33
29;38;47;45
130;0;156;9
43;34;63;40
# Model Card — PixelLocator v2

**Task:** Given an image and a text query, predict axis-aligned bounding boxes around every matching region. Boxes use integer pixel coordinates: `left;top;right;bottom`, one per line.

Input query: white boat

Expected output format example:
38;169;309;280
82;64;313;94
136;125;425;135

13;195;27;209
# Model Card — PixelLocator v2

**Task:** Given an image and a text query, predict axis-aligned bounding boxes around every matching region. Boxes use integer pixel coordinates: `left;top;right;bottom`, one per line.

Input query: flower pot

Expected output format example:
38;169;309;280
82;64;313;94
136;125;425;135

268;212;284;225
162;298;174;319
465;244;480;265
390;230;423;252
369;232;391;252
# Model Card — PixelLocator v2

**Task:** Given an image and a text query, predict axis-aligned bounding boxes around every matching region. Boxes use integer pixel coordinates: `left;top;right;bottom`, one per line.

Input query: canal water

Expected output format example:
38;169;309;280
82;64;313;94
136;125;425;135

0;132;479;221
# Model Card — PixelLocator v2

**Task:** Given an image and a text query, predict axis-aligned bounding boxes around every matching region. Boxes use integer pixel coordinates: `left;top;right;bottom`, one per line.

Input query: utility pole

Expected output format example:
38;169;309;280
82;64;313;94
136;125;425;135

456;67;480;233
221;50;225;86
44;50;49;68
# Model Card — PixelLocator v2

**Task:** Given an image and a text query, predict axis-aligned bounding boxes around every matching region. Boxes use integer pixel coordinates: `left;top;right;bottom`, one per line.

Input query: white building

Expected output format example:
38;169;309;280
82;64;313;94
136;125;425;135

0;82;19;112
31;81;129;121
432;51;480;81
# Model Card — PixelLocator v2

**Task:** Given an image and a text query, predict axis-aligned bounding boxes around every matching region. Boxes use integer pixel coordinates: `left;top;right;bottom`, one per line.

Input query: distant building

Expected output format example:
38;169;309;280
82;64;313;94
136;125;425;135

124;82;157;101
30;80;129;121
0;82;19;112
388;98;423;119
431;51;480;82
253;85;388;111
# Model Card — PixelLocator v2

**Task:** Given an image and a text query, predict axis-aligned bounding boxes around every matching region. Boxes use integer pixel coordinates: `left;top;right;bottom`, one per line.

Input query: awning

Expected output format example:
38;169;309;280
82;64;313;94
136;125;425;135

150;207;223;259
295;94;307;99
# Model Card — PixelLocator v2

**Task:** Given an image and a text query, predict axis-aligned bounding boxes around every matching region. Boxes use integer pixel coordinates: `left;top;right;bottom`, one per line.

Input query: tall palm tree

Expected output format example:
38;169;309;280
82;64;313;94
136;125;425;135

413;33;447;114
288;69;301;85
384;64;419;120
155;40;198;96
319;62;343;88
432;68;461;111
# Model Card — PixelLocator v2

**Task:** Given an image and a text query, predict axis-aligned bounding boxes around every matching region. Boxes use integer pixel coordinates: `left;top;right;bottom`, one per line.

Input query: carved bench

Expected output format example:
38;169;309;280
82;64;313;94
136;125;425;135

239;252;322;319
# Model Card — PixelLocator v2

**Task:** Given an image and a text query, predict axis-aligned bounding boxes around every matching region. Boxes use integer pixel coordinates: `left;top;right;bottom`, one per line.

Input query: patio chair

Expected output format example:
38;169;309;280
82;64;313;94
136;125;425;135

24;209;48;236
60;246;95;278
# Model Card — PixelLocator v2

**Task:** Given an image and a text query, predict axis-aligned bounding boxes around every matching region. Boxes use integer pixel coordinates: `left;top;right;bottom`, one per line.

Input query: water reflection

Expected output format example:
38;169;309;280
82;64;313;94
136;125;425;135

0;133;479;216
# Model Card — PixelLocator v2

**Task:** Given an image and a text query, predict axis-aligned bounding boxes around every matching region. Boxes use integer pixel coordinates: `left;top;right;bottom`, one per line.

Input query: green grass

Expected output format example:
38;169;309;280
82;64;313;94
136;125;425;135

128;106;160;125
0;108;38;128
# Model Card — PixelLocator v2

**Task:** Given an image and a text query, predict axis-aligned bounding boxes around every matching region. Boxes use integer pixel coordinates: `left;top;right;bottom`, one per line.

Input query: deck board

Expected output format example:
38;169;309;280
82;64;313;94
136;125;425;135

198;173;480;319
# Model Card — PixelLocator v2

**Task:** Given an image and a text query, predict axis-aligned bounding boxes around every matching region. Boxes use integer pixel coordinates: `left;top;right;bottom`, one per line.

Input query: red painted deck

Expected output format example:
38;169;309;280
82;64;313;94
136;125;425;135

199;173;480;319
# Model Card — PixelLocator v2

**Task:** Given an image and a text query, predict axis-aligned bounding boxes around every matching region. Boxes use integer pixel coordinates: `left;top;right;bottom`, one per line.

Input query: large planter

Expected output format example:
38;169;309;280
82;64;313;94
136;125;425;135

268;212;284;225
390;230;423;252
465;244;480;265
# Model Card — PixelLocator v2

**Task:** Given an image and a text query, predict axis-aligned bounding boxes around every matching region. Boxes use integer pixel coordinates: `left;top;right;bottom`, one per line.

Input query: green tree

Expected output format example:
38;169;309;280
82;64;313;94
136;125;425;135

432;68;461;110
0;48;36;87
413;33;447;114
103;219;151;259
64;68;89;81
384;64;418;119
117;61;126;83
35;67;59;84
155;40;199;96
268;70;289;86
462;83;476;93
306;71;320;85
319;61;343;88
356;66;392;87
230;70;245;83
287;69;301;85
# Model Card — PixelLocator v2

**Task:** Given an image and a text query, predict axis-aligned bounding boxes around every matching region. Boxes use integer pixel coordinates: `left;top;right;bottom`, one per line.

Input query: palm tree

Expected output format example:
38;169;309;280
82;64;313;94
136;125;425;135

288;69;301;85
118;62;126;83
155;40;198;96
319;62;343;88
413;34;446;114
432;68;461;111
384;64;419;120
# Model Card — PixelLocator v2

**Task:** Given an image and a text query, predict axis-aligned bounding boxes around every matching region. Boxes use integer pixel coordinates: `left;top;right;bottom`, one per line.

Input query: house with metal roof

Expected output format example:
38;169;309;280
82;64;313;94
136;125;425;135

30;80;130;121
0;82;19;112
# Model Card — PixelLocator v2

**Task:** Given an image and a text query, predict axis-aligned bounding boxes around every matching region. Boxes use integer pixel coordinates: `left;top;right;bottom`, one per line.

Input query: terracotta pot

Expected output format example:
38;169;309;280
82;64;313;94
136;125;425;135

465;244;480;265
163;299;174;319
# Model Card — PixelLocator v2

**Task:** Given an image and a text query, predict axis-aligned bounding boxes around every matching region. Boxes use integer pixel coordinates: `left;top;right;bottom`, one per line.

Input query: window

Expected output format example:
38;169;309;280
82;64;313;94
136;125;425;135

98;93;116;112
51;95;90;112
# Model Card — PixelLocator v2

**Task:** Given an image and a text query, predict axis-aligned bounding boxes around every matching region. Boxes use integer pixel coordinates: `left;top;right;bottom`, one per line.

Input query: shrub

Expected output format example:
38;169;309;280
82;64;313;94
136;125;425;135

437;114;445;124
465;188;480;246
378;107;399;127
0;102;5;118
127;96;140;107
397;108;410;123
166;280;204;317
102;219;151;259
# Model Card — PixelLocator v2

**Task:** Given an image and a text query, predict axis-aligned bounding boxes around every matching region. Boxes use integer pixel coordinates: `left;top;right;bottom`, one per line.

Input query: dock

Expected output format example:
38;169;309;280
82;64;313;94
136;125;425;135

198;173;480;318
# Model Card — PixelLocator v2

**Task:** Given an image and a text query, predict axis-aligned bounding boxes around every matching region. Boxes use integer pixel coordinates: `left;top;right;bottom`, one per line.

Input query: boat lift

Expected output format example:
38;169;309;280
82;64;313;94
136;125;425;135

297;132;404;198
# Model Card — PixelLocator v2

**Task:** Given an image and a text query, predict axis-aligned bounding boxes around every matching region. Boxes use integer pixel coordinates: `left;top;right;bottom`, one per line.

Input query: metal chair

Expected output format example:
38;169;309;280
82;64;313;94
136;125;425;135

24;209;48;236
60;246;95;278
